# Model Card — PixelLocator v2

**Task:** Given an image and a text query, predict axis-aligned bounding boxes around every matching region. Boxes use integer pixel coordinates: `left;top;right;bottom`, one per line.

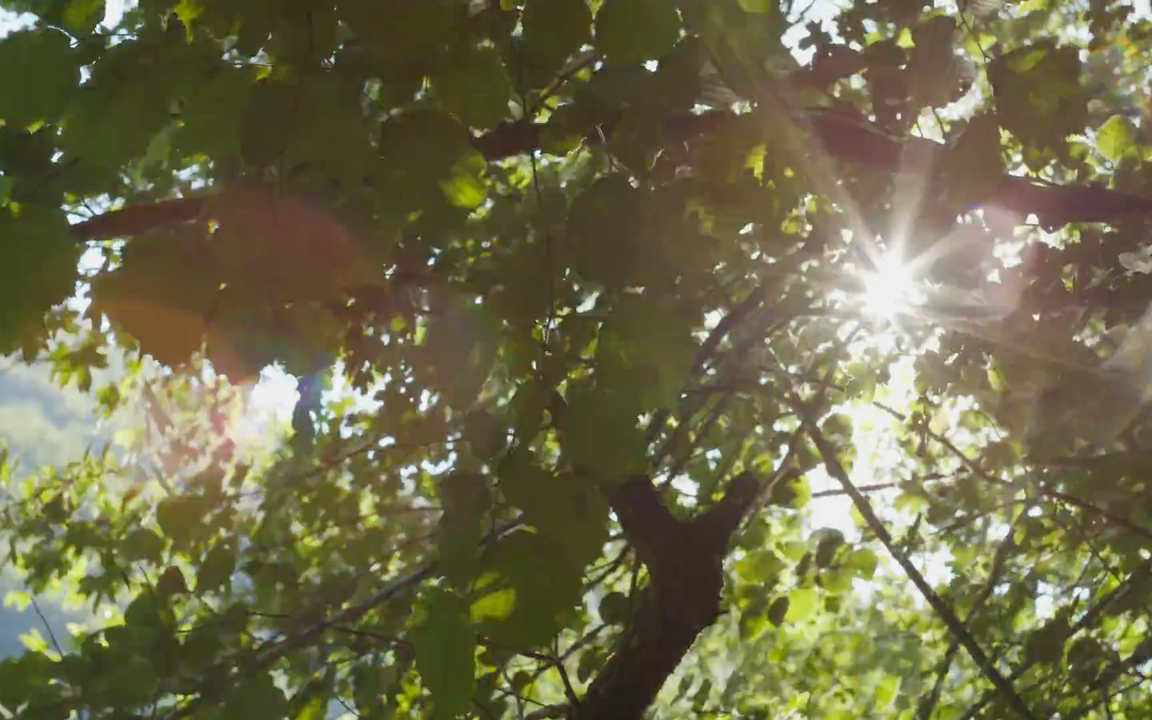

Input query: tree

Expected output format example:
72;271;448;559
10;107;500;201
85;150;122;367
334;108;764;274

1;0;1152;718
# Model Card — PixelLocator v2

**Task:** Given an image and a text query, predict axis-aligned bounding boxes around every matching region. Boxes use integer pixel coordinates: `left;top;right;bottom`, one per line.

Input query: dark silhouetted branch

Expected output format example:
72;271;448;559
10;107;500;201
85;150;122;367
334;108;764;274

69;102;1152;244
573;472;762;720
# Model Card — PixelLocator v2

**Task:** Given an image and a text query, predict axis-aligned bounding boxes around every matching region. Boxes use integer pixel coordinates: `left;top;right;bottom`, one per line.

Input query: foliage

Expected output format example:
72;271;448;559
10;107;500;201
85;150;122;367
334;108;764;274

1;0;1152;718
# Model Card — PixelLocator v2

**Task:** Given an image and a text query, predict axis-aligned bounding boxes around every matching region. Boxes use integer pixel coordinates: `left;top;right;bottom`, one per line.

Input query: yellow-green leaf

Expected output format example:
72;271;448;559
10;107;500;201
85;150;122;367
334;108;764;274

1096;114;1138;161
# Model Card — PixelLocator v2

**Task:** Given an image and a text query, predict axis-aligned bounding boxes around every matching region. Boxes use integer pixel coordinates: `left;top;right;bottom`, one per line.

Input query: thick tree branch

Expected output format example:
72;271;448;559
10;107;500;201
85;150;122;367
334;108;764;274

572;472;761;720
475;109;1152;228
71;196;206;242
68;104;1152;245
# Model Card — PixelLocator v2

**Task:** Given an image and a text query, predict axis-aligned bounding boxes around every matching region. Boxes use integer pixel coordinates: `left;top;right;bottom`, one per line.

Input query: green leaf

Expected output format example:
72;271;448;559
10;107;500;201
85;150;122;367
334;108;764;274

463;409;506;460
239;78;296;168
123;528;165;564
785;588;819;622
224;672;289;719
1024;616;1070;666
173;0;202;28
431;46;514;130
1096;114;1138;161
196;542;237;593
0;29;79;128
477;529;584;649
90;226;220;367
498;458;609;568
61;78;170;172
440;154;489;209
156;566;189;597
608;104;664;172
0;205;80;354
295;694;328;720
654;37;707;113
63;0;105;33
437;471;492;590
737;0;772;11
412;589;476;719
943;113;1005;208
155;495;212;551
988;42;1088;154
561;381;647;478
522;0;592;75
597;294;696;410
845;548;879;580
598;591;631;624
470;588;517;623
204;306;295;382
767;596;789;627
813;529;846;568
820;414;854;442
735;549;784;584
421;301;500;410
286;75;373;183
567;175;644;289
906;16;959;109
174;65;253;160
576;648;603;683
1067;636;1108;684
595;0;682;63
378;111;475;195
820;566;854;594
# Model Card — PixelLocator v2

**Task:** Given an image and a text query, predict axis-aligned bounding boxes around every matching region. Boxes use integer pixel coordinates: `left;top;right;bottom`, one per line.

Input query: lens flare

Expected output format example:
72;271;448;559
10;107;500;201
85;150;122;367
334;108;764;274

861;254;919;319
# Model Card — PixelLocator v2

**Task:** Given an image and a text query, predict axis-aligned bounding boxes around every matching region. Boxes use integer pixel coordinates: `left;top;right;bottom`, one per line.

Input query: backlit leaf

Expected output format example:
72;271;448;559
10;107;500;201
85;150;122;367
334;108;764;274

785;588;819;622
1096;114;1138;161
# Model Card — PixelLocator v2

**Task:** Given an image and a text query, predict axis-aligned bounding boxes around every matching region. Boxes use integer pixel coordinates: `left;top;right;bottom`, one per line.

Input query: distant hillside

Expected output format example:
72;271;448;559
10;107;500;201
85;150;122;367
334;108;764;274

0;361;108;470
0;358;111;658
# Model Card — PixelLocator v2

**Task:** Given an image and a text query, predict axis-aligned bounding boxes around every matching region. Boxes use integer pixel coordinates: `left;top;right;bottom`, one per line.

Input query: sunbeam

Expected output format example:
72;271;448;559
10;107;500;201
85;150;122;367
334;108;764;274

860;253;921;319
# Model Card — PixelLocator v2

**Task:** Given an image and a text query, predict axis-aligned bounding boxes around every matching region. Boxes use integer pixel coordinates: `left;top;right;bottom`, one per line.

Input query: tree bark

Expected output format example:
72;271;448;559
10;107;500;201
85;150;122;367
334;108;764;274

570;473;761;720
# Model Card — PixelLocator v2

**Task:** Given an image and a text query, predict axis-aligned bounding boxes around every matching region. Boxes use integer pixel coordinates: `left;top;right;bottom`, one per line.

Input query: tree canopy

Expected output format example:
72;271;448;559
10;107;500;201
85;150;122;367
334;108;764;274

2;0;1152;718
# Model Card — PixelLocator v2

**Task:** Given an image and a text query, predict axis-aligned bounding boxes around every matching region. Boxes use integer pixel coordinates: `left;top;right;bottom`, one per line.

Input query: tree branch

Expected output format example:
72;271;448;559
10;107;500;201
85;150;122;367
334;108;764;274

71;196;206;242
572;472;762;720
67;104;1152;245
163;517;523;720
800;410;1038;720
960;556;1152;720
918;509;1024;720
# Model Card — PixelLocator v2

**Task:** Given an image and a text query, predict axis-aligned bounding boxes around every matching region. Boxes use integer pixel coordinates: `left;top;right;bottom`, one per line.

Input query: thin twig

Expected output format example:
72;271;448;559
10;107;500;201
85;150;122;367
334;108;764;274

30;598;65;657
801;407;1037;720
960;559;1152;719
516;648;580;708
530;49;600;114
918;504;1025;719
162;517;523;719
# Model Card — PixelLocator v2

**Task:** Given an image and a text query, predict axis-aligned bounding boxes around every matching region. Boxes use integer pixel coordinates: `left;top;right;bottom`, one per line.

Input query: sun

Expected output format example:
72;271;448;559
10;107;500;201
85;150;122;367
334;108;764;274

860;253;921;319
